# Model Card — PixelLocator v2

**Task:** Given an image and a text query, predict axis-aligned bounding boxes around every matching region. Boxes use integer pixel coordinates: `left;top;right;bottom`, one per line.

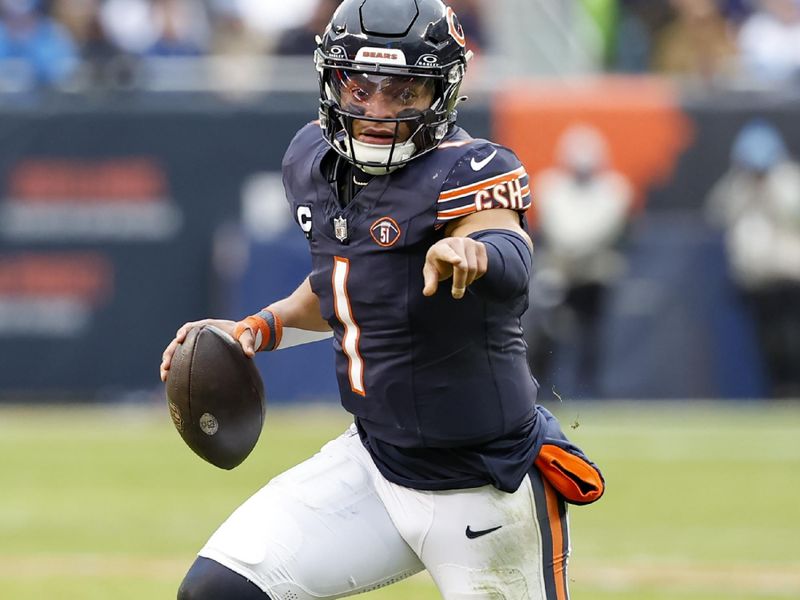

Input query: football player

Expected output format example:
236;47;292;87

160;1;604;598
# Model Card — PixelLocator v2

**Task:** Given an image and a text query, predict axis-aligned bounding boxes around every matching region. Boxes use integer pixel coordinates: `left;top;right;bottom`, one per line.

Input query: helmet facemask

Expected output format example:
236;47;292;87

317;54;467;175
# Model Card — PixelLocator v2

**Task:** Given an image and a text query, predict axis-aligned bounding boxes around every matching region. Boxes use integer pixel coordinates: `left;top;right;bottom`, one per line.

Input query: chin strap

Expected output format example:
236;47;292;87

341;137;417;175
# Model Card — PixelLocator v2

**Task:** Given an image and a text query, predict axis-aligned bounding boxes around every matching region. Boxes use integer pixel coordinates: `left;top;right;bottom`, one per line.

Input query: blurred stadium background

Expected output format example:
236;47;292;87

1;0;799;598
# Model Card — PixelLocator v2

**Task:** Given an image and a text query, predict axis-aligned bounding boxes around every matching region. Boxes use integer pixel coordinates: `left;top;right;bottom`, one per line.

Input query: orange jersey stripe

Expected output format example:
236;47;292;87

437;187;531;221
437;205;476;220
544;481;568;600
438;167;527;202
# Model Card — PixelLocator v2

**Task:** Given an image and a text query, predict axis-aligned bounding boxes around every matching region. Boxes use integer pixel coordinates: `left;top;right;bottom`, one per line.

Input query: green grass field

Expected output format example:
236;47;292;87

2;401;799;599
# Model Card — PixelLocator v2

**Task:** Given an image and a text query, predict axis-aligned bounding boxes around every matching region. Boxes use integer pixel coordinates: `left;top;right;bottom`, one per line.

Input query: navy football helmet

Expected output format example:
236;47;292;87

315;0;471;174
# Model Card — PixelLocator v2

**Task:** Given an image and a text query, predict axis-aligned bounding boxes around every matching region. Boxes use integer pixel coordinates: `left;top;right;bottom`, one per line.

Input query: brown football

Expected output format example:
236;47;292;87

165;324;265;469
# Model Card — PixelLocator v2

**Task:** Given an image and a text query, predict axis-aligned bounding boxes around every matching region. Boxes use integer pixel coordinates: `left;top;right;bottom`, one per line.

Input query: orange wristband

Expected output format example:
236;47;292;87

233;309;283;352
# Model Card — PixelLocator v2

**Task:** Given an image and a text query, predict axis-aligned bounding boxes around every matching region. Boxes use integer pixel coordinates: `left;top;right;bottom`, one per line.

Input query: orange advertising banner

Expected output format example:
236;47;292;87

493;76;695;214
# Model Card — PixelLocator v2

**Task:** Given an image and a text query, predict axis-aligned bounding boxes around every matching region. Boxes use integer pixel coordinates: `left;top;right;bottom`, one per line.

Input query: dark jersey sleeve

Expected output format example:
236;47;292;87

435;142;531;229
281;121;325;239
281;122;314;206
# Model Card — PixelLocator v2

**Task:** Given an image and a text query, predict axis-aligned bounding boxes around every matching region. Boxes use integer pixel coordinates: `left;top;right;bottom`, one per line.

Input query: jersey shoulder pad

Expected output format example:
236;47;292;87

435;140;531;228
282;120;324;173
282;120;325;207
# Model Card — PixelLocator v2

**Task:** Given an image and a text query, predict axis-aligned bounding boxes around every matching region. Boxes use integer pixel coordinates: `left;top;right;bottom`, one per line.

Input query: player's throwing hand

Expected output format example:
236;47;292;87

422;237;488;299
159;318;255;382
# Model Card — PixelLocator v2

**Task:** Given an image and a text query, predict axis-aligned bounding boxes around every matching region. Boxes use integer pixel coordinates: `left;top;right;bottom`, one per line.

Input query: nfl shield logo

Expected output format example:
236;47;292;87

334;216;348;242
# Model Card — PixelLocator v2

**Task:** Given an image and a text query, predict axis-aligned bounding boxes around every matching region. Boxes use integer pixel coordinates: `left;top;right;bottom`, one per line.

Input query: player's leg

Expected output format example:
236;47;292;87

178;557;268;599
376;466;569;599
180;426;424;600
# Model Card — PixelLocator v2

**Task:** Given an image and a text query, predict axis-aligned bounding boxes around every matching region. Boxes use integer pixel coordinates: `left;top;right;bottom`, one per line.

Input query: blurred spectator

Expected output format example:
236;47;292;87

100;0;211;57
706;119;800;397
148;0;210;56
229;0;319;40
652;0;738;83
614;0;673;73
737;0;800;84
720;0;757;24
207;0;266;56
99;0;157;55
274;0;341;56
525;125;633;399
52;0;112;60
204;0;270;100
0;0;78;87
51;0;131;88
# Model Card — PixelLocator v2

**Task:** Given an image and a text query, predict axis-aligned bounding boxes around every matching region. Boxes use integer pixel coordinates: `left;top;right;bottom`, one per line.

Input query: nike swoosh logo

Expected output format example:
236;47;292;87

465;525;503;539
470;149;498;171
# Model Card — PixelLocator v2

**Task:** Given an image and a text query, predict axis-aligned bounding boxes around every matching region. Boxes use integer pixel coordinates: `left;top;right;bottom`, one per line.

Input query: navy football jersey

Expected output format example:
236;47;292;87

282;122;541;489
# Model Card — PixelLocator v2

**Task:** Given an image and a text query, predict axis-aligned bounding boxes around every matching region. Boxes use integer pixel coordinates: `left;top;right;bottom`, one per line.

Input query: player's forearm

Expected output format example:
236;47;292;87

266;277;331;332
235;277;332;352
467;229;532;302
441;208;533;302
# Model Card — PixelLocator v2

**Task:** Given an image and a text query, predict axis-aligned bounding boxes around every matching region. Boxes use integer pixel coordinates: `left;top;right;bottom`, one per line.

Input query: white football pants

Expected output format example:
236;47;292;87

199;425;570;600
